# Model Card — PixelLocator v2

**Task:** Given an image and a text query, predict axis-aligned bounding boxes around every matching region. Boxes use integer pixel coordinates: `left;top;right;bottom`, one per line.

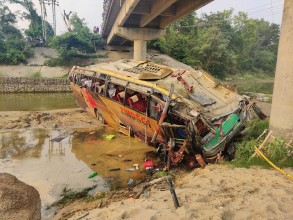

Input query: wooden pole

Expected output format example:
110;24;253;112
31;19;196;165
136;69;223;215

251;130;273;158
166;177;180;209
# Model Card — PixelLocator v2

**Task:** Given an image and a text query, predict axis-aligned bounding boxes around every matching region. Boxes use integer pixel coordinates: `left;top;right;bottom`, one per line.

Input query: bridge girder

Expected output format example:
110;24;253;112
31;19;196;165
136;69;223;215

103;0;214;42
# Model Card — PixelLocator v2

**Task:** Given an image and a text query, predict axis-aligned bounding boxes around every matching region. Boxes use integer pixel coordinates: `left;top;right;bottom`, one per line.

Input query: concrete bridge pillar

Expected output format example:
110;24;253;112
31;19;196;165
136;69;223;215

269;0;293;139
133;40;147;61
108;27;165;61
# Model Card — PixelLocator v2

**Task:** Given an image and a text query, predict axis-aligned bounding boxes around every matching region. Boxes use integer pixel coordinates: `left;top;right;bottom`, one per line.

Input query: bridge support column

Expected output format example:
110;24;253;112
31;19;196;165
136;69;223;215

108;27;165;61
269;0;293;139
133;40;147;61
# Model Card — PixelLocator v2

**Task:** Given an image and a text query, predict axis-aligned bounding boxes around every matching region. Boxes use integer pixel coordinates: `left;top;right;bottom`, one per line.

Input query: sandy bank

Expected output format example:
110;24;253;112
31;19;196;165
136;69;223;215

0;109;102;131
54;164;293;220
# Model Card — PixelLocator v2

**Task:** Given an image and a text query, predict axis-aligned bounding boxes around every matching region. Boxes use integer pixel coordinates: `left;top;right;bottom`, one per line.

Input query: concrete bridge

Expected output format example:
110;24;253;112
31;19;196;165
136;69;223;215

101;0;292;139
101;0;213;61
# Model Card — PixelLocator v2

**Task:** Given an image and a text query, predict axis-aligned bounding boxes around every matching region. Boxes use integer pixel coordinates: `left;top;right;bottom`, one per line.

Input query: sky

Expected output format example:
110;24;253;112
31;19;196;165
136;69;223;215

9;0;284;35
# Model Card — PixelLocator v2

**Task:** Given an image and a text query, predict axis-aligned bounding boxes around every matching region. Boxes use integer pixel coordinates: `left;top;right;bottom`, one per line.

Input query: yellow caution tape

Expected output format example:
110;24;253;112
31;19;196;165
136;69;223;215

254;146;293;180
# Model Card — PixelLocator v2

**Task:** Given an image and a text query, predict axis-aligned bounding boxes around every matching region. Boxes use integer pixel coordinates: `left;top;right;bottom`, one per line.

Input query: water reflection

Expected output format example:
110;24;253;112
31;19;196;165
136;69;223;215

0;129;48;159
0;127;155;217
71;127;154;189
0;129;108;219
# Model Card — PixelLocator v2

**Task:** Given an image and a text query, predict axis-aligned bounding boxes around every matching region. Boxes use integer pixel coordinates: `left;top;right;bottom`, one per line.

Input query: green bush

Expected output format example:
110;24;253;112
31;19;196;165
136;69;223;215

232;137;293;168
97;53;108;58
243;118;269;140
232;139;264;167
231;118;293;168
30;71;41;78
0;39;28;64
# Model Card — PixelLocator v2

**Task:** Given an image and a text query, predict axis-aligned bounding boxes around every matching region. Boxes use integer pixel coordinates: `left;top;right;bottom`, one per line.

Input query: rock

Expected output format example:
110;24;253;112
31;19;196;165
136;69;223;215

0;173;41;220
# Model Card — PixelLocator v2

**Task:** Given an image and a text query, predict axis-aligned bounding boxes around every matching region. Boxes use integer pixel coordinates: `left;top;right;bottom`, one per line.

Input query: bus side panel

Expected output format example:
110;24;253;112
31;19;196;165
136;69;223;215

70;84;88;111
101;97;165;143
80;89;120;129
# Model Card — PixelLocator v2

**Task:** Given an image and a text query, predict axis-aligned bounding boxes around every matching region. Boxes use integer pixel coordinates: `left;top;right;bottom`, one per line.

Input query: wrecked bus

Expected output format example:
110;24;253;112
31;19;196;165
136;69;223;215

69;60;264;167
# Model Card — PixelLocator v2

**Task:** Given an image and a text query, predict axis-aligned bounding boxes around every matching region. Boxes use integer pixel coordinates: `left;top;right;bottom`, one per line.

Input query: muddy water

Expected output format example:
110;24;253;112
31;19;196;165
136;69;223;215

0;93;76;111
0;127;153;219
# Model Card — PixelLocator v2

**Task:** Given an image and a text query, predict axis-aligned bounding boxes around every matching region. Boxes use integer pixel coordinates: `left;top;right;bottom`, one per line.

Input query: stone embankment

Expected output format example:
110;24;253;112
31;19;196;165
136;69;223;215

0;77;71;93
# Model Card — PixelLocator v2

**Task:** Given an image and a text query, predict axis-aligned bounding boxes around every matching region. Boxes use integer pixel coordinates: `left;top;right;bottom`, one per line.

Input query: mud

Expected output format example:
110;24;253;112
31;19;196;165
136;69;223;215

0;108;101;131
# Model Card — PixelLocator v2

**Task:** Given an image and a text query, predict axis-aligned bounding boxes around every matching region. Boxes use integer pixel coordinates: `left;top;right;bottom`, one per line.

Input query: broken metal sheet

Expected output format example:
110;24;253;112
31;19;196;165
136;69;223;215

189;92;216;106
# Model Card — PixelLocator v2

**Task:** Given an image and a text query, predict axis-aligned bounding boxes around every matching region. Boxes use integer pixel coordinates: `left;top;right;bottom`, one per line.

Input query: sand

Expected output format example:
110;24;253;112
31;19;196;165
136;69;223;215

55;164;293;220
0;108;102;131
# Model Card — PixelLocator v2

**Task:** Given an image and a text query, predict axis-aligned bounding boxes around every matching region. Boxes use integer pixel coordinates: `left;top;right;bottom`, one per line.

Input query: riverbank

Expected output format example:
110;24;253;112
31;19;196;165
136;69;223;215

54;164;293;220
0;108;101;131
1;108;292;219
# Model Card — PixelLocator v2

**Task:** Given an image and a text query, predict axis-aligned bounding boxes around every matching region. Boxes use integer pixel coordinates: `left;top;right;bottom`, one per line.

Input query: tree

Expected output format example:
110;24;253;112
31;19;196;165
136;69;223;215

150;10;280;77
0;1;27;64
8;0;54;39
70;13;100;43
47;13;102;66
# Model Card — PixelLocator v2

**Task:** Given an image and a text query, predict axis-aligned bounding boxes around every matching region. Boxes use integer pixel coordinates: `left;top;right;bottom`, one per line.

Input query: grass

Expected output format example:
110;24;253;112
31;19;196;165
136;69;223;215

232;138;293;168
56;74;69;79
230;119;293;168
30;71;42;78
47;185;99;209
243;119;269;141
223;72;275;94
97;53;108;58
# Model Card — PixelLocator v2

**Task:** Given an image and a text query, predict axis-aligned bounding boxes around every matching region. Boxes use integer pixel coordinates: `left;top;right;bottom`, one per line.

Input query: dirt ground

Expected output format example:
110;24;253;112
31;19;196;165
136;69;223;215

0;108;102;131
53;164;293;220
0;101;271;132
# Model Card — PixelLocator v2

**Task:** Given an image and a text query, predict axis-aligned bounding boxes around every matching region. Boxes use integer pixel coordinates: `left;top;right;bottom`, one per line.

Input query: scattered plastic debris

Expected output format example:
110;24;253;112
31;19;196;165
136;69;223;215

106;135;115;140
109;168;121;171
144;160;154;169
195;154;206;169
125;168;135;172
127;178;134;187
133;164;139;170
88;172;98;178
143;190;150;198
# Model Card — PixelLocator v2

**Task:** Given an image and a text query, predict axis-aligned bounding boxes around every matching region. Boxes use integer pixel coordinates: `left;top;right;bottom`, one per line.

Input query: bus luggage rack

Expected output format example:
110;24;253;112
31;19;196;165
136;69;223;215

124;62;163;74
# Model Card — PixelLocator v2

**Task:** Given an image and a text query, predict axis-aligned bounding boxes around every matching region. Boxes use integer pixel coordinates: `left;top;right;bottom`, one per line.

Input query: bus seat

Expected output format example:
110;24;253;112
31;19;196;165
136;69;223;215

97;85;105;94
117;91;125;103
128;94;147;113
